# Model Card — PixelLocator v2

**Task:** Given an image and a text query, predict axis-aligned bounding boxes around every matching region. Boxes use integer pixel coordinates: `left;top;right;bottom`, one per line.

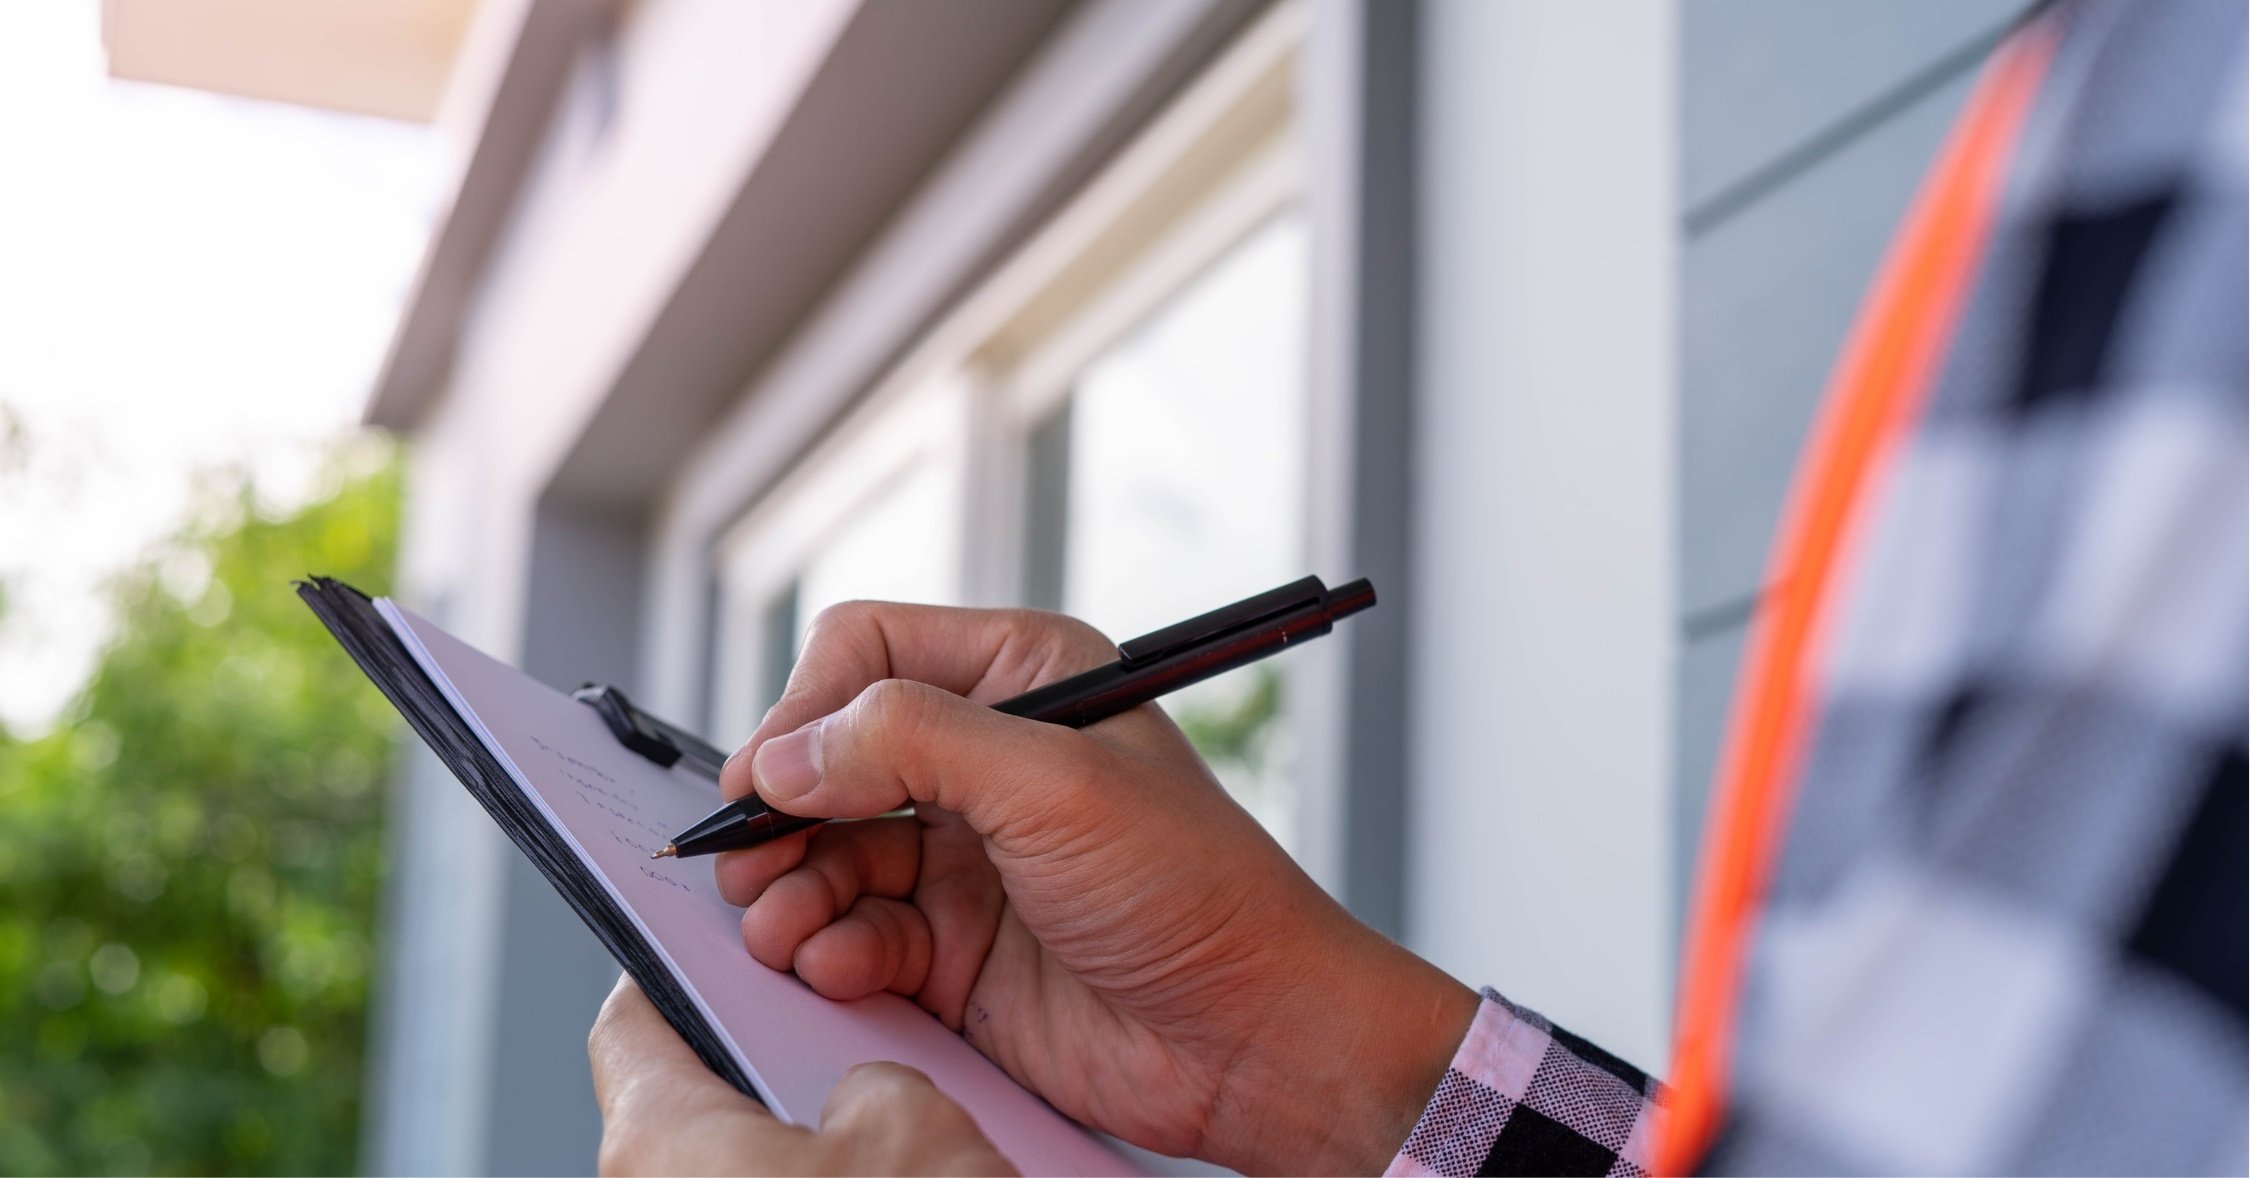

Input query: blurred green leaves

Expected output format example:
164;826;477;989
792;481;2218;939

0;446;400;1175
1171;664;1293;841
1173;664;1283;772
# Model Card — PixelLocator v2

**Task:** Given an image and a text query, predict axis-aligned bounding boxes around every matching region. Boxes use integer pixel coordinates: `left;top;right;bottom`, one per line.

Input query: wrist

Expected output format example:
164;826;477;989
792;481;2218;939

1204;923;1478;1175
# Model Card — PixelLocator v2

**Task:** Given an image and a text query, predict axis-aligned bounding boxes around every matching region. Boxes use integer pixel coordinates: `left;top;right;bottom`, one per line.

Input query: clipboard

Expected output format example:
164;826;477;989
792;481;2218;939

295;576;1135;1174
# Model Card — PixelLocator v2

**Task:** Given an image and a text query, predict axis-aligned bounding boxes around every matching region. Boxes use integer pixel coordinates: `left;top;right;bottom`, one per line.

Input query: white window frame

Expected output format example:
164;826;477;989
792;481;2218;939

707;369;977;747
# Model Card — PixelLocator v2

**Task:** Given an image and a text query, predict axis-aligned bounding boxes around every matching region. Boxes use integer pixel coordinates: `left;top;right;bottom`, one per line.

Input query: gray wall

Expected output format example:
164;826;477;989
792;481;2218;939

1673;0;2037;913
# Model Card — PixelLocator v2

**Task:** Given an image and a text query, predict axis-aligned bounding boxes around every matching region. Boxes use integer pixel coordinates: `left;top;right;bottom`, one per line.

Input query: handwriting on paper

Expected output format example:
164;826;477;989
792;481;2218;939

530;733;673;844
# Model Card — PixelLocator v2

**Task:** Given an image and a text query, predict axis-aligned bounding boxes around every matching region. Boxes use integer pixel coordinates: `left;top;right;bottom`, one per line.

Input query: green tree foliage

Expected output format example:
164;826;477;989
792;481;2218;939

0;449;401;1174
1173;665;1283;772
1172;665;1292;836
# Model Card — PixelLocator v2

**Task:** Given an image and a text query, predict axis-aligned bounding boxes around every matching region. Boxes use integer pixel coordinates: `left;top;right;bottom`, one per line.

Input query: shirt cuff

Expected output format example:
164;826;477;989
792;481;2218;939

1384;988;1663;1178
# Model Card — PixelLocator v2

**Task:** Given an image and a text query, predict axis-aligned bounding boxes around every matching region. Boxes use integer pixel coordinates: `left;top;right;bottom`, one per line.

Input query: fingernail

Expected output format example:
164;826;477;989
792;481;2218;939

753;719;824;802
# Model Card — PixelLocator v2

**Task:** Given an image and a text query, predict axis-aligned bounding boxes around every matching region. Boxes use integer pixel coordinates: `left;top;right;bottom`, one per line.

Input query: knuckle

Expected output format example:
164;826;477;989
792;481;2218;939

1026;609;1115;662
848;1059;925;1087
777;606;863;680
859;1061;929;1098
782;602;883;691
991;609;1117;683
832;1061;928;1118
851;678;935;743
803;599;881;648
739;895;805;971
822;1064;992;1167
1056;614;1114;656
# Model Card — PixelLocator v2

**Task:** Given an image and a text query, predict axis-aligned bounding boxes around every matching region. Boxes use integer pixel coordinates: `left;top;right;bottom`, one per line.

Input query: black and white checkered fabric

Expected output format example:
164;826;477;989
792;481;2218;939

1393;990;1662;1177
1714;1;2246;1171
1390;2;2245;1174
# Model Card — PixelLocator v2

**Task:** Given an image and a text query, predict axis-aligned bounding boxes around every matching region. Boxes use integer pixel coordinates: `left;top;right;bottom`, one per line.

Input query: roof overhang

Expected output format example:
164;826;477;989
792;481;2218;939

362;0;609;431
101;0;478;122
363;0;1077;467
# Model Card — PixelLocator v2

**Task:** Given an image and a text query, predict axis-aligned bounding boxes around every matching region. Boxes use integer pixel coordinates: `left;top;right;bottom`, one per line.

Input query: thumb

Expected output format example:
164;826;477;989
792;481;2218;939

752;678;1115;845
589;975;761;1130
820;1062;1020;1176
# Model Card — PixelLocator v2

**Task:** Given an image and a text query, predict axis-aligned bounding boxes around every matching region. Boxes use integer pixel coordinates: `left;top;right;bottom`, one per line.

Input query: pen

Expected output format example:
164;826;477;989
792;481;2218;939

649;574;1377;860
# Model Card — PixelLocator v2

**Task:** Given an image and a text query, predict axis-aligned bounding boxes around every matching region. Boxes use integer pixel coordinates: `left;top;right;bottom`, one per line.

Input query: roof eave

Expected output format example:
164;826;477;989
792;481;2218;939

363;0;605;431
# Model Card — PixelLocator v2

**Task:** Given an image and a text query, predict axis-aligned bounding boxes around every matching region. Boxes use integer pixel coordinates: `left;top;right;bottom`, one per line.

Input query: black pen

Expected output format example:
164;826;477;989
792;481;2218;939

648;574;1377;860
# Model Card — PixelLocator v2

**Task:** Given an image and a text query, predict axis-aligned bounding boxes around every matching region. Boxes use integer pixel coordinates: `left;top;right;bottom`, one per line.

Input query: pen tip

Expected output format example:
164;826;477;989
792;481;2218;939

650;845;676;860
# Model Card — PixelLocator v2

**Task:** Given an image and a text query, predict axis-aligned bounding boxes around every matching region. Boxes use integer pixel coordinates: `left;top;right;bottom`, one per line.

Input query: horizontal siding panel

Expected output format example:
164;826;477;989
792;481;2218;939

1680;63;1977;617
1683;0;2030;215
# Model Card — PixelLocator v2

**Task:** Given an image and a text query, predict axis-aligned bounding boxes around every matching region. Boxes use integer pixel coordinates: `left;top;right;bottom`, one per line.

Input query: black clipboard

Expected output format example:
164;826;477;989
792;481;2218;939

294;577;759;1100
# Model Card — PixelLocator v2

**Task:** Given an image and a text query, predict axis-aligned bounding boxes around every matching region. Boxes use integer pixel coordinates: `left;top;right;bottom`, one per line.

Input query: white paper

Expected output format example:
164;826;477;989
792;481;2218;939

376;599;1131;1175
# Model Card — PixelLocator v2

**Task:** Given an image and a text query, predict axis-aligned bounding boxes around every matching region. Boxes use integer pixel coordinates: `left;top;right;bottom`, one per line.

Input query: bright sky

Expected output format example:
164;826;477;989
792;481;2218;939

0;2;442;736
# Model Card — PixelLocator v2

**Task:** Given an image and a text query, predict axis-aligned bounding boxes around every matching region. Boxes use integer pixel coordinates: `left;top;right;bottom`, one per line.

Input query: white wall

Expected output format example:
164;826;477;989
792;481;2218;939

1409;0;1678;1071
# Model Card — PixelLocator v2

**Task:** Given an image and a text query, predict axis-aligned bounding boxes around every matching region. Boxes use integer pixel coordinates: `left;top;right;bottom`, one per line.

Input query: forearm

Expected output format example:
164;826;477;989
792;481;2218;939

1201;923;1481;1175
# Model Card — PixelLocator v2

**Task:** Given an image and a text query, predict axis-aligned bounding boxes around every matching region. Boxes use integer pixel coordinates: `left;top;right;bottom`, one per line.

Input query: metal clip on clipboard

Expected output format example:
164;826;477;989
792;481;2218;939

572;684;728;784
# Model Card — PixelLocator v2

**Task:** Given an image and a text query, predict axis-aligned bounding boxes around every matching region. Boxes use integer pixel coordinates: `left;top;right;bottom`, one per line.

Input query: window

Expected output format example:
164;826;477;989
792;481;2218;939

1026;211;1309;838
708;379;969;747
708;4;1314;852
754;459;957;706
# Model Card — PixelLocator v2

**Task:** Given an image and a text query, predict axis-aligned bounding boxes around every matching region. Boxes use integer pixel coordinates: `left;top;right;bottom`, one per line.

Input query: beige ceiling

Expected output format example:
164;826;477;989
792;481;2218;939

101;0;481;123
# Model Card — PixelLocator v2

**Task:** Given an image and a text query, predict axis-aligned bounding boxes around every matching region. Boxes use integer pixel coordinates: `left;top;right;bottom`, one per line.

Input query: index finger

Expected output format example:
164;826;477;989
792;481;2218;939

720;602;1116;802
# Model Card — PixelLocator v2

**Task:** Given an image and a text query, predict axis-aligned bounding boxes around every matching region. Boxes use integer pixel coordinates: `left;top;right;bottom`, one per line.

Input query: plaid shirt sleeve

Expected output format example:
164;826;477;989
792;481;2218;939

1387;990;1663;1178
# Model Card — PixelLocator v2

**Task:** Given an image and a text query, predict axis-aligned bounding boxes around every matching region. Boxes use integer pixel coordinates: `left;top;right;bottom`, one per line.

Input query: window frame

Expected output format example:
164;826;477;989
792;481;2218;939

959;1;1307;611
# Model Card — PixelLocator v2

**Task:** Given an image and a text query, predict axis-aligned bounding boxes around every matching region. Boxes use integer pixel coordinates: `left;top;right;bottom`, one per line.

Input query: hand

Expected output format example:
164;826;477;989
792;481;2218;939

589;974;1018;1176
713;602;1477;1174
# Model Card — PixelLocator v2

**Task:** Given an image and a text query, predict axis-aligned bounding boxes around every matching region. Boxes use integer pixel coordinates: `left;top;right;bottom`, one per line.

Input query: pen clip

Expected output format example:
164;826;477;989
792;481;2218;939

1116;575;1328;668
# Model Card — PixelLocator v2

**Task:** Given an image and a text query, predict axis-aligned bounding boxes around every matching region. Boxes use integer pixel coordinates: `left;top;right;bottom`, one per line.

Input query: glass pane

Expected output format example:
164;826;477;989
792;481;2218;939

797;460;953;622
749;459;952;714
758;580;801;711
1058;209;1310;847
1020;399;1073;613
